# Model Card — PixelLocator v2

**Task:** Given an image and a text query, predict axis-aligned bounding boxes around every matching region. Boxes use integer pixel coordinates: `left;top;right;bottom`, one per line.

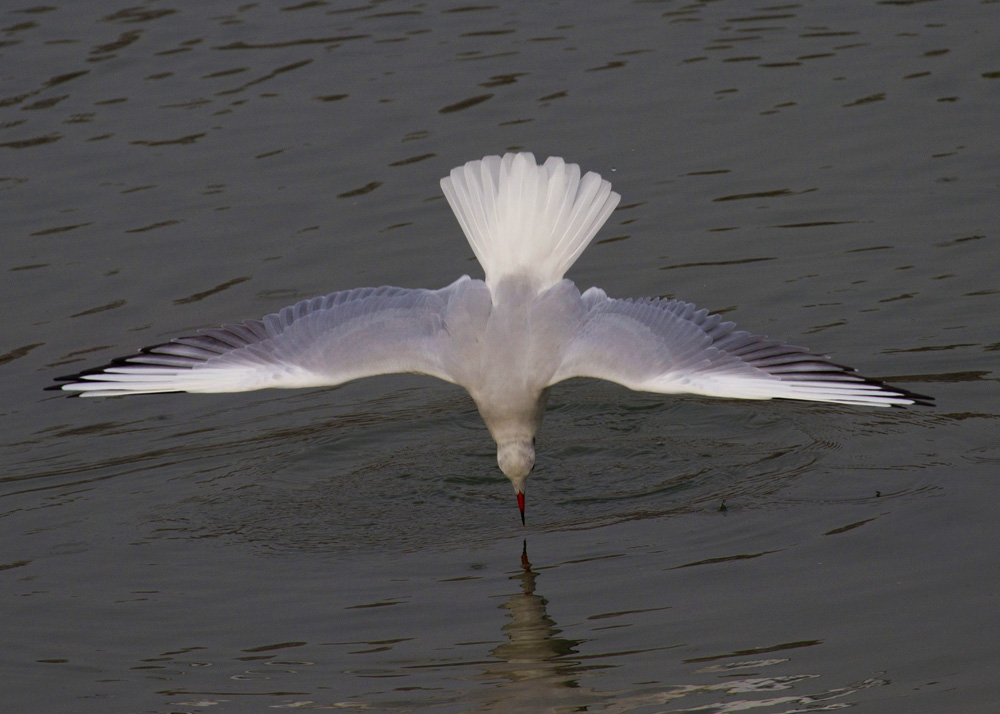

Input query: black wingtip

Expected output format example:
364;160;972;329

44;383;75;395
823;368;935;408
885;384;935;408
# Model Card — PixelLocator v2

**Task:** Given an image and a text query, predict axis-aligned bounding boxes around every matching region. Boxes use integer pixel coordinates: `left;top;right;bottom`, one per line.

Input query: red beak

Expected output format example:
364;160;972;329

516;490;525;526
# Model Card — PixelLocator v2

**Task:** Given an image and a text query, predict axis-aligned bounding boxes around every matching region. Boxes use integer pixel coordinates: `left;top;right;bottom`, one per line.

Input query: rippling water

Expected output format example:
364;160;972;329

3;2;998;712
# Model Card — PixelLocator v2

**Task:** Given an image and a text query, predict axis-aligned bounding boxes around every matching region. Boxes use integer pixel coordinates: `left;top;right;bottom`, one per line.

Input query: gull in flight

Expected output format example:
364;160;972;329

53;153;930;523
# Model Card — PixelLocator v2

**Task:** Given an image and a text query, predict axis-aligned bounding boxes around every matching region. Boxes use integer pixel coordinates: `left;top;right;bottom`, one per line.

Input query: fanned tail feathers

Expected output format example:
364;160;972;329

441;152;621;292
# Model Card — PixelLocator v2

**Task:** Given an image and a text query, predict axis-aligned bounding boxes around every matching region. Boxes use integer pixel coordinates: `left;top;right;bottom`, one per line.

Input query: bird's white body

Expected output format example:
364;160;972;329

55;153;928;516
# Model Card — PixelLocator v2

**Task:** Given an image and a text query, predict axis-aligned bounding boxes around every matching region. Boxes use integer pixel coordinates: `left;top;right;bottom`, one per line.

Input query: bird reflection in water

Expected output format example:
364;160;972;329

473;541;590;712
465;542;887;713
492;542;578;668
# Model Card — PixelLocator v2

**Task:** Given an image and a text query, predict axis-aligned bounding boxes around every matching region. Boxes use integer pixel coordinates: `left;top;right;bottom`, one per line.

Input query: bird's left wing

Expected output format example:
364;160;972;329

547;288;930;407
54;277;488;397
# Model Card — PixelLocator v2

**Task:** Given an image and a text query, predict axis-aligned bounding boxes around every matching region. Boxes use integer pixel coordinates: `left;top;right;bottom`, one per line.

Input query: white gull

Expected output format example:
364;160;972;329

53;153;930;523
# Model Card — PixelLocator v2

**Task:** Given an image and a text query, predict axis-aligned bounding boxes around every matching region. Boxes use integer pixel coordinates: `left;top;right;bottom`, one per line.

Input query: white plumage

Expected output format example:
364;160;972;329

53;152;930;520
441;153;619;292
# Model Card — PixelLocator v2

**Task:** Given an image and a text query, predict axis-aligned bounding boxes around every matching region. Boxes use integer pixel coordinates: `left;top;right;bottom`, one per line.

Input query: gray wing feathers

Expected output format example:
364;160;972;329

550;292;926;407
56;281;479;396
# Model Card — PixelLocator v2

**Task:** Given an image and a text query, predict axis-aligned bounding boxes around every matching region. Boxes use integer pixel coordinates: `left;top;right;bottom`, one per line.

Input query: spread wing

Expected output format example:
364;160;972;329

53;277;489;397
548;288;931;407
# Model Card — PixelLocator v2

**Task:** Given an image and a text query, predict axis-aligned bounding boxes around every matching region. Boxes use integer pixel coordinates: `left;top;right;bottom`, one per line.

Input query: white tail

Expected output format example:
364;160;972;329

440;153;621;293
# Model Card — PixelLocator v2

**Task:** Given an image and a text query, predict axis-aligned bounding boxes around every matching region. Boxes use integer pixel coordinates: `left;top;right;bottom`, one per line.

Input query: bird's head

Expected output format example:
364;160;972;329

497;438;535;525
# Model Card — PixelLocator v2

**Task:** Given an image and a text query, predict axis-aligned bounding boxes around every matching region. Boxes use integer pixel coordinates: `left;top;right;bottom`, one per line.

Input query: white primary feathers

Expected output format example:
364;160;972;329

52;152;931;523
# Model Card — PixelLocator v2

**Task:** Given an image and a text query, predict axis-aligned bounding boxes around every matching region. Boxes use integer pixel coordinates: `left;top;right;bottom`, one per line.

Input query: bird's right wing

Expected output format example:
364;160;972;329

54;276;491;397
547;288;930;407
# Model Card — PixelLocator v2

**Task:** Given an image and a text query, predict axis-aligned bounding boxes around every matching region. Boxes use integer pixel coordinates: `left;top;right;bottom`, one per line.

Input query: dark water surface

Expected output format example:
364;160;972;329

3;1;998;712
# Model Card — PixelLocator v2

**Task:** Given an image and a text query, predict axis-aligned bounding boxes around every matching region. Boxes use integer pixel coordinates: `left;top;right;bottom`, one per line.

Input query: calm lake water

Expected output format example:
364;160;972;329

3;1;999;712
